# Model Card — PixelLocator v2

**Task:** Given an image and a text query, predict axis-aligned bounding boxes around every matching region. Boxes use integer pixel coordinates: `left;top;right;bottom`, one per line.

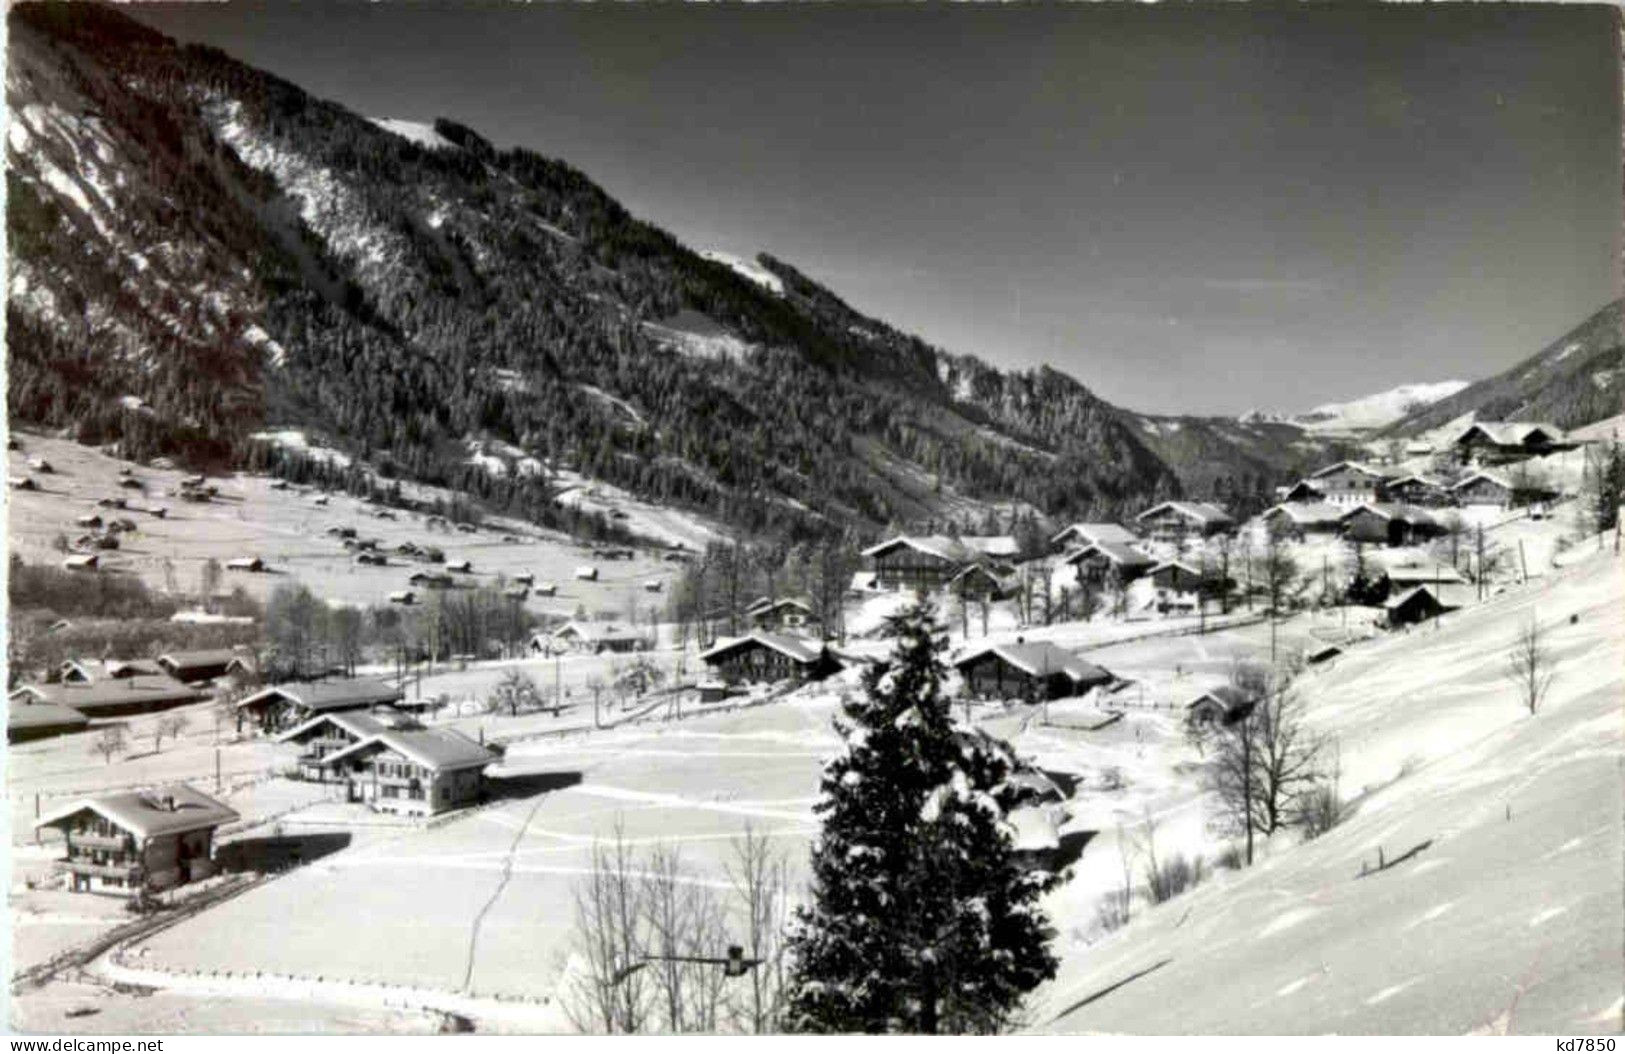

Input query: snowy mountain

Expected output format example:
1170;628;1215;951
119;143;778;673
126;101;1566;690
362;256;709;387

1383;299;1624;437
1288;381;1471;433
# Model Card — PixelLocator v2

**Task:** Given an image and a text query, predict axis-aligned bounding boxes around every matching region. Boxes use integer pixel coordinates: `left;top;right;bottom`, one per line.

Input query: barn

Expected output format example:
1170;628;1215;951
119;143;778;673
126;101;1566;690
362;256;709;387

235;678;406;735
1451;422;1569;466
1185;685;1254;729
953;641;1112;701
746;596;821;631
1383;474;1451;507
947;563;1018;601
1452;471;1513;508
1307;462;1392;507
1134;501;1234;543
1384;584;1452;627
1259;503;1344;541
700;632;842;686
7;698;90;744
157;649;246;685
10;675;207;719
860;536;972;592
1339;504;1446;547
1062;541;1154;585
1049;522;1139;551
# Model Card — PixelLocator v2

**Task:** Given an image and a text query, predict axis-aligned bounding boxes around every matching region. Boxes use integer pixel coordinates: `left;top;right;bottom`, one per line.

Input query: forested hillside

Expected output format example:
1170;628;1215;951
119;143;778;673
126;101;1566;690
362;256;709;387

6;2;1344;542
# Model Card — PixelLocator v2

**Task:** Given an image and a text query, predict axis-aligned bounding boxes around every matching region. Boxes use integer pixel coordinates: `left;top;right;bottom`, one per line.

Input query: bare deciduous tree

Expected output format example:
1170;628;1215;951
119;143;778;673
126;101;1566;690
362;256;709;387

1505;617;1556;716
724;823;793;1033
91;724;127;764
153;713;189;753
565;826;651;1034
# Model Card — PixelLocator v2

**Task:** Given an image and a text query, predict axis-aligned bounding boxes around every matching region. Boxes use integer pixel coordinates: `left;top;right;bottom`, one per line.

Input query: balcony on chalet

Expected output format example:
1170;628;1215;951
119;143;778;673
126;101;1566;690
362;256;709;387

63;858;142;882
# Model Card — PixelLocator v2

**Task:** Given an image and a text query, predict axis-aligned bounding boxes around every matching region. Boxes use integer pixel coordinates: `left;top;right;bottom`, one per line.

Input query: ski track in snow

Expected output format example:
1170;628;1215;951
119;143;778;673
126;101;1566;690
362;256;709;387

1258;907;1318;939
1365;978;1423;1006
1528;906;1568;928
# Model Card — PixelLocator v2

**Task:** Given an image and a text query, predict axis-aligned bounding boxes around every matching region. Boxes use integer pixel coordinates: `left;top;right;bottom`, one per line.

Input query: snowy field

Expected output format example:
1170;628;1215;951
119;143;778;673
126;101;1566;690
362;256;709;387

111;695;844;1018
1035;546;1624;1035
5;432;692;618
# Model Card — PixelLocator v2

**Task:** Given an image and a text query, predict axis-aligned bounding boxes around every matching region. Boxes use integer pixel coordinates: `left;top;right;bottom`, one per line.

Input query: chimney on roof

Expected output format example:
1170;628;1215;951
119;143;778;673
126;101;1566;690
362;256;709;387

160;794;176;811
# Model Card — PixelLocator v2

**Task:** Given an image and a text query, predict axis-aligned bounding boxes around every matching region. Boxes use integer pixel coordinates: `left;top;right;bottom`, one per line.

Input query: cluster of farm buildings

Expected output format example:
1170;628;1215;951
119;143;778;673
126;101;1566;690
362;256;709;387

11;419;1592;898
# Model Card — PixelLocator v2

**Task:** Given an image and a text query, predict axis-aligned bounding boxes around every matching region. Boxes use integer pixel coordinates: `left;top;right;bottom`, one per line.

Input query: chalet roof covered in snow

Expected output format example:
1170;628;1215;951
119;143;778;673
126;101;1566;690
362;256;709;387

1309;460;1391;481
1452;470;1514;492
952;641;1112;685
959;535;1020;558
1452;421;1566;447
1384;563;1468;585
324;727;497;773
860;534;971;562
36;784;239;840
700;632;825;665
1049;522;1139;547
746;596;816;617
274;706;415;744
1187;684;1252;711
1063;541;1154;567
1338;502;1442;526
237;678;404;714
7;698;90;735
11;675;207;715
1261;502;1344;527
157;649;244;675
1135;501;1233;526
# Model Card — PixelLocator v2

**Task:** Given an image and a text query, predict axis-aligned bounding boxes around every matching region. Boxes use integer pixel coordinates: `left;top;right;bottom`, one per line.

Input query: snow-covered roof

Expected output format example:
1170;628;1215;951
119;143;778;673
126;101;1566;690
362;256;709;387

1309;460;1391;481
960;535;1020;558
953;642;1112;685
860;535;970;562
7;698;90;734
1453;422;1566;447
1385;584;1442;611
324;727;496;773
1049;522;1139;547
543;621;643;644
1385;473;1446;490
1452;470;1513;492
36;784;239;840
1062;541;1154;567
237;678;404;713
1261;502;1344;526
1135;501;1233;526
274;707;413;745
11;675;206;715
1187;684;1251;711
1338;502;1441;526
747;596;816;617
1146;559;1209;578
700;632;826;665
157;648;242;673
1384;563;1468;585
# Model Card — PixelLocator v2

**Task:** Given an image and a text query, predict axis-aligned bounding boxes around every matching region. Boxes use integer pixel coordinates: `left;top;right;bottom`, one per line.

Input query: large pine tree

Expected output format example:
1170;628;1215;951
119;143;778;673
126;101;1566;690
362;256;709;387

783;601;1062;1033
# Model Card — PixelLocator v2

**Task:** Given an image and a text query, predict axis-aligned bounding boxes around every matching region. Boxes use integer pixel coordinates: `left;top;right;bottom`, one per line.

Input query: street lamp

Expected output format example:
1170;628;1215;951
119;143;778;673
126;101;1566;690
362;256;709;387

611;945;762;986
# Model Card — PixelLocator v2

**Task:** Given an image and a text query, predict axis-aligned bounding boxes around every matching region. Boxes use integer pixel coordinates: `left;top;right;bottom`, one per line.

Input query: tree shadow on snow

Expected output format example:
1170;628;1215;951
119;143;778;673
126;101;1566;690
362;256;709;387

1049;957;1174;1025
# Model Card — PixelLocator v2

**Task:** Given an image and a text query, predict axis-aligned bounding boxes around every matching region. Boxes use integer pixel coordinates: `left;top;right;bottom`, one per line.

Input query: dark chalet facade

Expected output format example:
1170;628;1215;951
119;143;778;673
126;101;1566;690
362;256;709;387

700;633;842;686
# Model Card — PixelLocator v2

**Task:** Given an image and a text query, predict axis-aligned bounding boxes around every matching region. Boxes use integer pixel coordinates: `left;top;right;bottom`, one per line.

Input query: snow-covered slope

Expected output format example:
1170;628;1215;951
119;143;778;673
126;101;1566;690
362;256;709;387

1037;546;1624;1035
368;118;458;151
1287;381;1470;434
698;249;785;295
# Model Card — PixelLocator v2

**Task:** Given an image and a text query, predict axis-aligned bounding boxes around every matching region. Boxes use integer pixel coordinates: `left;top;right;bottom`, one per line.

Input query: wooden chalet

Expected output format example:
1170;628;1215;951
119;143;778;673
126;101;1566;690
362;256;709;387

1451;471;1513;508
235;678;406;734
225;556;265;573
1383;474;1452;507
953;640;1112;701
700;632;842;686
948;562;1019;601
1062;541;1155;585
1451;422;1569;466
62;553;100;572
408;571;455;589
1281;480;1325;503
388;590;418;606
35;785;238;895
532;621;647;655
1134;501;1234;542
1307;462;1391;507
355;552;388;566
1259;502;1344;540
276;706;419;782
1339;504;1447;546
860;535;975;592
157;649;247;685
1384;584;1453;627
1049;522;1139;551
746;596;821;631
320;728;497;816
1185;685;1254;729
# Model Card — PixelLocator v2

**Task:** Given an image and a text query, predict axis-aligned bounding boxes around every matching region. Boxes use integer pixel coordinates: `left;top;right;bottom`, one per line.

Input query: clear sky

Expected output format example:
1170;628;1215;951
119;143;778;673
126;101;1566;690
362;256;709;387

131;2;1621;416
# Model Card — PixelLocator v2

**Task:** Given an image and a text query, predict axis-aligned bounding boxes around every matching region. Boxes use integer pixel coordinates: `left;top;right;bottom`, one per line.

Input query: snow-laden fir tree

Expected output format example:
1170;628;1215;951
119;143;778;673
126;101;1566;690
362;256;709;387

783;601;1062;1033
